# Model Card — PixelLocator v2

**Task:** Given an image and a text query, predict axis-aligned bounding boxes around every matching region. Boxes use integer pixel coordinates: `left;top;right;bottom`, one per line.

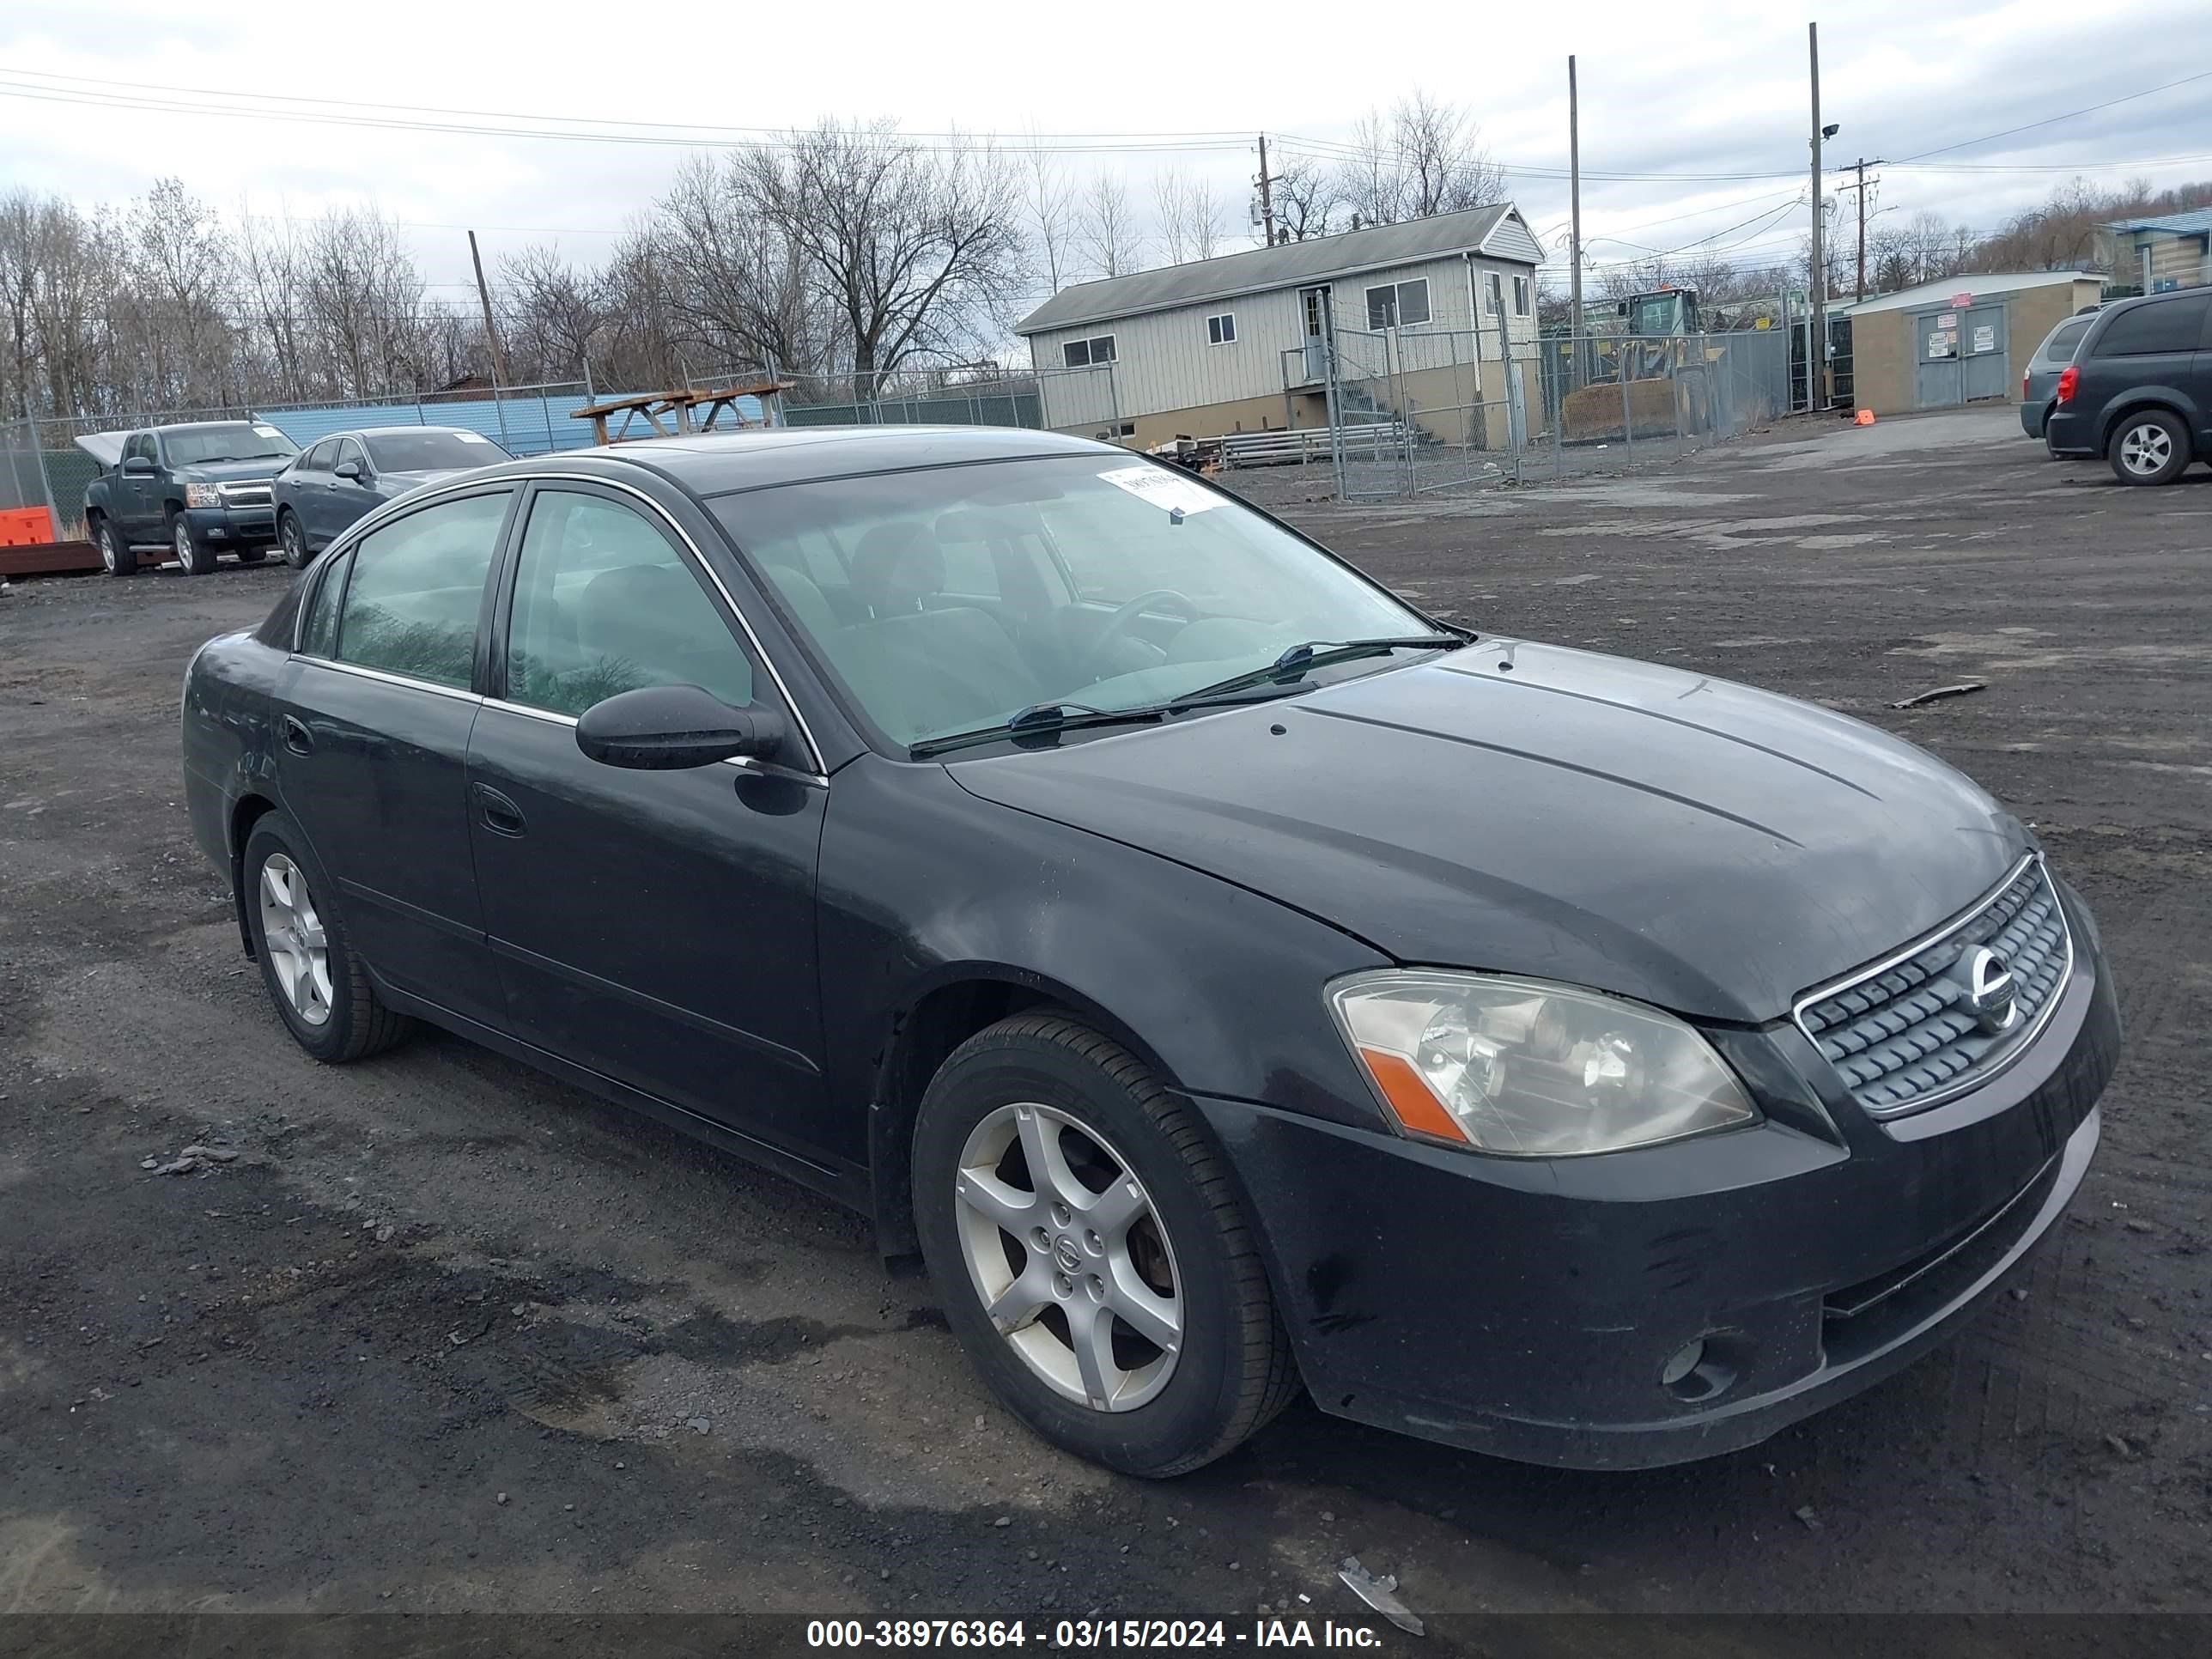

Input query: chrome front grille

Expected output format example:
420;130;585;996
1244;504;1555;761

1795;857;2073;1117
218;481;273;507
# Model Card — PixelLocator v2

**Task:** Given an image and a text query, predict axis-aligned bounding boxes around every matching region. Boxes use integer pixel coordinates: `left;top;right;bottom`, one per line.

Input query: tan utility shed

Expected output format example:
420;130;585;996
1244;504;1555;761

1840;271;2105;415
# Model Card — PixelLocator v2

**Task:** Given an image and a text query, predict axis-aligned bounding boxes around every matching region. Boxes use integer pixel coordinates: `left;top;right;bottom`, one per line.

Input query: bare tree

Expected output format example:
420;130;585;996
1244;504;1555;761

736;120;1026;396
1077;173;1145;280
653;153;826;380
1272;157;1340;241
1022;138;1076;295
1336;94;1504;228
501;243;610;383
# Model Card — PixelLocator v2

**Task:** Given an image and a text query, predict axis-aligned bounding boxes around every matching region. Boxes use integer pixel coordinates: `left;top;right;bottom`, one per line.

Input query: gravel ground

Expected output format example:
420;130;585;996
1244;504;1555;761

2;406;2208;1649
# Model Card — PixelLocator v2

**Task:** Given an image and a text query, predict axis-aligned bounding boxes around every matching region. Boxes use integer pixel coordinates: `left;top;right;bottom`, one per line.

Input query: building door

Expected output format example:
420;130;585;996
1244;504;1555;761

1960;304;2009;401
1913;309;1964;409
1298;285;1333;384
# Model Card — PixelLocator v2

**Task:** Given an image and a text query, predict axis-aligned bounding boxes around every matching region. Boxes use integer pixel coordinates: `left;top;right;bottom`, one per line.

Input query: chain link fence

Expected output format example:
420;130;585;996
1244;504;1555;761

1231;324;1793;509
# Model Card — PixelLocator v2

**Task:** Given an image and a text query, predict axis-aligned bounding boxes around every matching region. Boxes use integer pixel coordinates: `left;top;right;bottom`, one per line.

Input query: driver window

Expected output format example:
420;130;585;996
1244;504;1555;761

505;489;756;719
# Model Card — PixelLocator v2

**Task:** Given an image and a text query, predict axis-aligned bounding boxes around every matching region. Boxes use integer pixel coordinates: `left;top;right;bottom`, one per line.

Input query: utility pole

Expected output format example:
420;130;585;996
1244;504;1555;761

1568;55;1585;385
1840;157;1886;302
468;229;514;446
1808;22;1828;412
467;230;512;393
1255;133;1278;246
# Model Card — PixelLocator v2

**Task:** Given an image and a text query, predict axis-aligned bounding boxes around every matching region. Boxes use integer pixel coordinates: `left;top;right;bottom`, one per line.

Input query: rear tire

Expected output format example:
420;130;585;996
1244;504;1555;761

912;1013;1298;1478
94;516;134;578
241;812;411;1063
170;510;219;575
2108;410;2191;486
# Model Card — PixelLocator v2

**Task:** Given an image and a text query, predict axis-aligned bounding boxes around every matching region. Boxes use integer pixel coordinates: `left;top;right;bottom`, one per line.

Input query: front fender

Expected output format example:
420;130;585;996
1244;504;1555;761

817;755;1392;1158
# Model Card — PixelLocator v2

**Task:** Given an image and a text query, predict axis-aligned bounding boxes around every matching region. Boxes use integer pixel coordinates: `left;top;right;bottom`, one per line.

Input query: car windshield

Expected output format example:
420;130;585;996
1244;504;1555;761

714;454;1439;750
163;424;298;465
366;430;508;471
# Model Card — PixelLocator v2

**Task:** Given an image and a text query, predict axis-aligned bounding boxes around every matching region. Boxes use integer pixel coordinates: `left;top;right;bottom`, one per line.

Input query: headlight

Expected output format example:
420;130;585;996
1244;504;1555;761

184;483;221;507
1328;970;1758;1157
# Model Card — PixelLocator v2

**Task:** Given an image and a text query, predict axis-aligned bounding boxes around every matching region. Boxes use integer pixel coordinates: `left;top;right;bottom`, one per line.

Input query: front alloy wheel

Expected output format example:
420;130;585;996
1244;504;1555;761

98;520;133;577
2111;410;2189;486
279;512;307;567
913;1013;1298;1477
172;514;217;575
954;1101;1184;1412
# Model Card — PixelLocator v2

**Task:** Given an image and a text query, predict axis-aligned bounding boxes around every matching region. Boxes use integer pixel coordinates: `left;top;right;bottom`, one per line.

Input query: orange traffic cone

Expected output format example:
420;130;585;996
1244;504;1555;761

1854;409;1875;426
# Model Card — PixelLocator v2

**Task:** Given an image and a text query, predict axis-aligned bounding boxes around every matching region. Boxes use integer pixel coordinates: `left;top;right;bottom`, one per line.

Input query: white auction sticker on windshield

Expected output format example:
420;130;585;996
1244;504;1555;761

252;424;285;439
454;432;492;443
1097;465;1220;515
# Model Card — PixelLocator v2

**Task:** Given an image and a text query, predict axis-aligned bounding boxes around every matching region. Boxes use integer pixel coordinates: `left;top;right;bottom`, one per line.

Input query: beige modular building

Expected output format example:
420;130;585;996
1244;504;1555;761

1014;205;1545;450
1839;270;2105;416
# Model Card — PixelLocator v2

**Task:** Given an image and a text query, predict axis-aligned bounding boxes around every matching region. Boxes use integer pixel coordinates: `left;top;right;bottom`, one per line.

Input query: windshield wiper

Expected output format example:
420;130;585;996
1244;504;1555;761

910;701;1166;758
1170;635;1467;706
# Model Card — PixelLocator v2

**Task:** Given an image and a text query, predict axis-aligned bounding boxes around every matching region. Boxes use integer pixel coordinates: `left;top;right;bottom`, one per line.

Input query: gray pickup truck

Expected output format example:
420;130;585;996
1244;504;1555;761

78;420;301;576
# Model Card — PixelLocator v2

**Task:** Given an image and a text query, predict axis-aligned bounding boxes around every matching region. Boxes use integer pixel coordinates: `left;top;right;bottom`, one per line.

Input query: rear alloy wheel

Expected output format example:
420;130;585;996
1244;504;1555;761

171;512;219;575
2109;410;2190;486
913;1013;1298;1477
96;518;134;578
278;511;308;568
242;812;410;1063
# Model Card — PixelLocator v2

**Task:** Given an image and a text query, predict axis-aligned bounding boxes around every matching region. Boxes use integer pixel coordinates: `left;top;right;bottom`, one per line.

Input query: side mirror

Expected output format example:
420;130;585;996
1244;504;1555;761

122;456;155;475
333;459;364;482
574;684;784;771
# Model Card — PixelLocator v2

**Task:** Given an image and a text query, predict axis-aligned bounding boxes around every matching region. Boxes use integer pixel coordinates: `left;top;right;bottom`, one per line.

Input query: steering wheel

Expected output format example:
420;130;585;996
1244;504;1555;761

1079;588;1200;680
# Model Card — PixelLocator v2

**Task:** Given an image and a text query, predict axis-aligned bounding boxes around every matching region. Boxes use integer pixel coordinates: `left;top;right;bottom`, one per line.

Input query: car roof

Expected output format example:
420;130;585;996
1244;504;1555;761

331;424;492;439
463;424;1126;498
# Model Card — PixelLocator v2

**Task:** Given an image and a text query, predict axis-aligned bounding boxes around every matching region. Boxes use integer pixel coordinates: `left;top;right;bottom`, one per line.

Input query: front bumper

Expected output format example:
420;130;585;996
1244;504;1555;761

182;504;277;544
1197;901;2118;1470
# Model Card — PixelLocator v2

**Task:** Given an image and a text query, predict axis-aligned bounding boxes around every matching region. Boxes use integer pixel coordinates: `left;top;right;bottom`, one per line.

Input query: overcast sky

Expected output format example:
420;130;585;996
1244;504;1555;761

5;0;2210;304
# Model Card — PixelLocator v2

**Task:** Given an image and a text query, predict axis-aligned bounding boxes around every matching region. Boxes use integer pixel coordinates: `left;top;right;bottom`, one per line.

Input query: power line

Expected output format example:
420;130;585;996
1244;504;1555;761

1895;67;2212;163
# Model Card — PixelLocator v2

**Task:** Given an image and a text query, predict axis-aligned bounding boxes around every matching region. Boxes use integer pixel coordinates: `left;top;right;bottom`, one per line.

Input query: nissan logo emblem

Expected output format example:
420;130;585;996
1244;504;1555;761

1965;946;2020;1035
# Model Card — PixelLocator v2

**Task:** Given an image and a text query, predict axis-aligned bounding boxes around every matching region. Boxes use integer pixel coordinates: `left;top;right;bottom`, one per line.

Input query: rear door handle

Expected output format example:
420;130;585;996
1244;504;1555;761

281;714;313;755
471;781;526;838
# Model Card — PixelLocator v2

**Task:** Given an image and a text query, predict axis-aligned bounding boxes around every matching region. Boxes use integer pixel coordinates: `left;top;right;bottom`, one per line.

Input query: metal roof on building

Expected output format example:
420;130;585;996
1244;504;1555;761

1015;204;1532;335
2103;208;2212;237
1835;270;2097;318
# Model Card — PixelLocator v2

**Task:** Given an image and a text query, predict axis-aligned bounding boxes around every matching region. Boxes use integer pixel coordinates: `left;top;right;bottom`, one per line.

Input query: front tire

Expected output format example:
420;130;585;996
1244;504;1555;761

2109;410;2191;486
170;510;219;575
913;1014;1298;1477
95;516;134;578
241;812;410;1063
278;510;308;568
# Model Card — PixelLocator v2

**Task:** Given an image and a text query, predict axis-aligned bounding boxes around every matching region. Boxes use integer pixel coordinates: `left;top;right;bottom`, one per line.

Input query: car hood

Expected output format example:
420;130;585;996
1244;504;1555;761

176;458;294;483
946;640;2027;1024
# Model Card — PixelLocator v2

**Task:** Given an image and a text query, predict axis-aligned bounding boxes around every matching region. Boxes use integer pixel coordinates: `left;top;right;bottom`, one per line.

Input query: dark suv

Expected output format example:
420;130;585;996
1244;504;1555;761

2043;287;2212;485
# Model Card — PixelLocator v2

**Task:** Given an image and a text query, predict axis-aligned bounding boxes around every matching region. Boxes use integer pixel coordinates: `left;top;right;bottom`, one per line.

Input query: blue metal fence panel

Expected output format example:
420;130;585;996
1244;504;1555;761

256;389;766;457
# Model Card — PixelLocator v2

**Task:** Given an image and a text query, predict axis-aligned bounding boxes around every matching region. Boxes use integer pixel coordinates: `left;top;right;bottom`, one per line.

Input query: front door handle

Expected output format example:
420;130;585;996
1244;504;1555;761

281;714;313;755
471;781;526;838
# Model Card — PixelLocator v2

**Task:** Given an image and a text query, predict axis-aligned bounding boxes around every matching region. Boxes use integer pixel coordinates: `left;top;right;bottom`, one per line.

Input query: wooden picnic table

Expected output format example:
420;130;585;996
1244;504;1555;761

570;380;795;447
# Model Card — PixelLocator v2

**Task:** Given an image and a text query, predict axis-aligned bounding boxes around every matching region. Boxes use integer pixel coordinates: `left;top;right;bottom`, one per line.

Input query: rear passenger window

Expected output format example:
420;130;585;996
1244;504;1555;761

333;490;509;689
2095;295;2209;356
299;550;351;657
505;489;754;718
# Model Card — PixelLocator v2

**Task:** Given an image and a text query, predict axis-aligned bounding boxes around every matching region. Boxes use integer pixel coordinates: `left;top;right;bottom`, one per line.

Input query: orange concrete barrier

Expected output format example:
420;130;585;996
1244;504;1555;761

1854;410;1876;426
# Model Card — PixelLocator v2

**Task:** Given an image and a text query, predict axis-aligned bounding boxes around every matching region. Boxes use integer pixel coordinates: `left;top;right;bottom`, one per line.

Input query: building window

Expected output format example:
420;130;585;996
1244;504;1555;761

1206;313;1237;345
1484;272;1504;314
1062;334;1116;368
1513;275;1531;315
1364;278;1431;330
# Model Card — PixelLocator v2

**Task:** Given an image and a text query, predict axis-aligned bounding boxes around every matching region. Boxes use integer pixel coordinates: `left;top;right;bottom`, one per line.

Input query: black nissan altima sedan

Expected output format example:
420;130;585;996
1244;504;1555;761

180;427;2119;1477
